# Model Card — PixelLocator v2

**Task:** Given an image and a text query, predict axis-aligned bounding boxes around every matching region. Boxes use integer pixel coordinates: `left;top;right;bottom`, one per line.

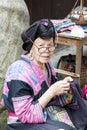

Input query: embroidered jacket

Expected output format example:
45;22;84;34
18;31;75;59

1;54;57;124
1;54;86;129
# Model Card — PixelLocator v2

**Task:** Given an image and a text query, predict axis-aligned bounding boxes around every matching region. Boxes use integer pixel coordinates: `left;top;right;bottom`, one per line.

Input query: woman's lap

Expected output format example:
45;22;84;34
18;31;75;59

6;120;77;130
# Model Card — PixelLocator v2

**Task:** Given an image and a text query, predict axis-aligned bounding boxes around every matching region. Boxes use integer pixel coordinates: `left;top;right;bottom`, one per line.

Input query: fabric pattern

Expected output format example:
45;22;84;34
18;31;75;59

1;54;56;124
46;106;75;128
1;54;87;130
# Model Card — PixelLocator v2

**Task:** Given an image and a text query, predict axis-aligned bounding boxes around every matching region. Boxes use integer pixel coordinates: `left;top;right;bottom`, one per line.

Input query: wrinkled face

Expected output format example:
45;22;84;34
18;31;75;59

30;37;55;65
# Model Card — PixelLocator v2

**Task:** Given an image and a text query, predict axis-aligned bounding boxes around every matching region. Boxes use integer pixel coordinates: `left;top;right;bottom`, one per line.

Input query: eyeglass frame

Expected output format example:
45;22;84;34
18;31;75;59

33;43;56;53
24;32;56;53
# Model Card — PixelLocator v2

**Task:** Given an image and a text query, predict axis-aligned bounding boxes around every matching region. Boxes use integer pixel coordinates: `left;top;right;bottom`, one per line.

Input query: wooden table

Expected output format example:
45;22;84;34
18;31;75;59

55;31;87;80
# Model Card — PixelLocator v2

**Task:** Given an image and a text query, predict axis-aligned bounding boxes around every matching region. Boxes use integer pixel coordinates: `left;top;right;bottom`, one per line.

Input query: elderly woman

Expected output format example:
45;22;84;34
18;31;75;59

1;19;87;130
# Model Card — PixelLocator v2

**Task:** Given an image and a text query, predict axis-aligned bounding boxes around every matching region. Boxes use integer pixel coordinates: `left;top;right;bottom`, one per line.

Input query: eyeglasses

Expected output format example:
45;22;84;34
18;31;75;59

34;43;56;53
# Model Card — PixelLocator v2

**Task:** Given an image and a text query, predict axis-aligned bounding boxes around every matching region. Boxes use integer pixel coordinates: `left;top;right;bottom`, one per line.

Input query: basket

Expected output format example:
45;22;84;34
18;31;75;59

57;54;87;88
69;2;87;25
71;15;87;25
70;11;87;25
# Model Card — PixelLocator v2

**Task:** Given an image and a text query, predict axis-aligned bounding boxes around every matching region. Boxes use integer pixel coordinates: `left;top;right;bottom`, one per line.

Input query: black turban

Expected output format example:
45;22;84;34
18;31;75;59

21;19;55;52
21;21;39;52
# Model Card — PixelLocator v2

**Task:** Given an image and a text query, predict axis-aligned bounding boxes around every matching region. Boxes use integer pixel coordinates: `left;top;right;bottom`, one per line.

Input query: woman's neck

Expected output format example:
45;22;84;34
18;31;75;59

35;62;45;70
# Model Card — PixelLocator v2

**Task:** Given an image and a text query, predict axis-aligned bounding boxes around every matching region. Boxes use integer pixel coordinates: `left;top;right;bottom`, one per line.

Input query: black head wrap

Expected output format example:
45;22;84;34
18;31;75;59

21;19;55;52
21;21;39;52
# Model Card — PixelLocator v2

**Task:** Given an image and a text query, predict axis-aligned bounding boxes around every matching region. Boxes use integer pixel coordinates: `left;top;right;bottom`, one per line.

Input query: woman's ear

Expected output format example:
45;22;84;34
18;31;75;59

28;50;34;60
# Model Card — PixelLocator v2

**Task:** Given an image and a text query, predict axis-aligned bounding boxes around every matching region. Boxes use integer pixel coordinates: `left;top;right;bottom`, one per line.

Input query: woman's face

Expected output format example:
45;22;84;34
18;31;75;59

30;37;55;65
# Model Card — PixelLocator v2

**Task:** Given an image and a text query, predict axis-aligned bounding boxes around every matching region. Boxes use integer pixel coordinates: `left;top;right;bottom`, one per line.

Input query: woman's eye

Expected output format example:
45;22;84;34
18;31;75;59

39;44;44;47
48;43;54;46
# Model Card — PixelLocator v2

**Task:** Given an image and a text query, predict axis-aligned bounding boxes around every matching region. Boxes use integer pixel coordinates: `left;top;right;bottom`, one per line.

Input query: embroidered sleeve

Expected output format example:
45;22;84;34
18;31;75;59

5;61;47;123
8;80;47;123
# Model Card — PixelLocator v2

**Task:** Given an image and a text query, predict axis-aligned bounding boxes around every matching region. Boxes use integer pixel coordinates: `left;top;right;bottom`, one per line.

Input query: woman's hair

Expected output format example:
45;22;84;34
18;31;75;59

21;19;55;52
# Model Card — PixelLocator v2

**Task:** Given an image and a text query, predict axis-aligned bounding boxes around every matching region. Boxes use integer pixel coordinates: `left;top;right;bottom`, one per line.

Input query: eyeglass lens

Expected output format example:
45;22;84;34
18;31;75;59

38;45;56;53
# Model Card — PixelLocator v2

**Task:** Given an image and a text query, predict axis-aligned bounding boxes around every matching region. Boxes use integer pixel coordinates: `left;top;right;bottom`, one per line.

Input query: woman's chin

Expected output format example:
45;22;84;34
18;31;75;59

41;59;49;63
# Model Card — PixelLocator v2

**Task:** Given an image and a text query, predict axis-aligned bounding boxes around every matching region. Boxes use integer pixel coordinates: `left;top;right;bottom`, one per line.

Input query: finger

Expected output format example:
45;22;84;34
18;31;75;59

63;90;68;94
62;82;70;88
63;87;70;91
64;77;73;82
60;89;69;94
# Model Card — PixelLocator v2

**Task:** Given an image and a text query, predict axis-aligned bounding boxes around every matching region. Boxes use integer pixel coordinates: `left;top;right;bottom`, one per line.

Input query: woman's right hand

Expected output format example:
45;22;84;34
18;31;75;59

50;79;70;96
38;78;71;109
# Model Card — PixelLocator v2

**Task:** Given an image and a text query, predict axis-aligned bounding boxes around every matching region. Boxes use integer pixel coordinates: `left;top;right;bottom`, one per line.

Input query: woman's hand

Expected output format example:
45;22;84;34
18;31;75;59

51;77;73;96
38;76;73;109
63;76;73;82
